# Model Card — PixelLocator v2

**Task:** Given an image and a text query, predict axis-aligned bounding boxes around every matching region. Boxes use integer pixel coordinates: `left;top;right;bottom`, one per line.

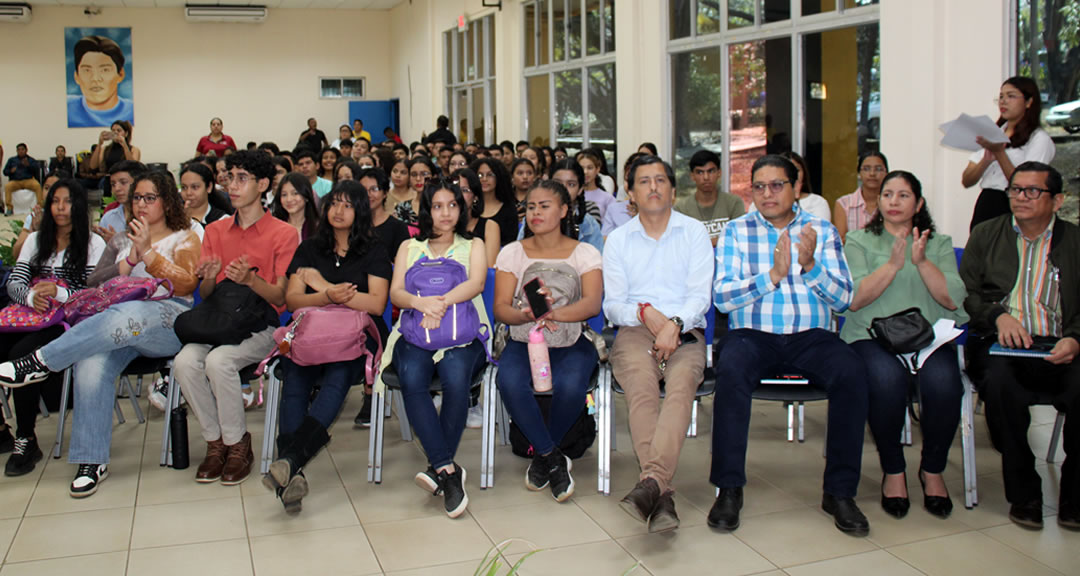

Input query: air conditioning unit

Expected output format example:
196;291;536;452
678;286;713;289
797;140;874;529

184;4;267;23
0;3;32;23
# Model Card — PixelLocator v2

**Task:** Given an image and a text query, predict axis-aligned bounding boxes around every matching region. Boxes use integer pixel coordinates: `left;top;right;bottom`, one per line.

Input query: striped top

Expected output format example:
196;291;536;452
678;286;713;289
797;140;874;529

1007;216;1061;337
835;188;876;234
7;231;107;306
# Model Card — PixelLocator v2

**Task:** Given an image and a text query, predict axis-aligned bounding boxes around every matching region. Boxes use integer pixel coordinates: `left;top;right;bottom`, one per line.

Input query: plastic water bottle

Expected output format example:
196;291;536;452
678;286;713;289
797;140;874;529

528;325;553;393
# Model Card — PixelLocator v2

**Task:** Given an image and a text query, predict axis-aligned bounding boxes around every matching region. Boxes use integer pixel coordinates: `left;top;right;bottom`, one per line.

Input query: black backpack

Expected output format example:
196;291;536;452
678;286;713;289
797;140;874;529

508;395;596;460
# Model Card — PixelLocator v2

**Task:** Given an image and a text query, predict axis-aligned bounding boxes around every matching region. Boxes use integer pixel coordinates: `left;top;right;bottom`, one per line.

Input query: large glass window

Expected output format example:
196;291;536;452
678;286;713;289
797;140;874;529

524;0;617;161
672;48;723;190
729;38;791;204
445;16;495;145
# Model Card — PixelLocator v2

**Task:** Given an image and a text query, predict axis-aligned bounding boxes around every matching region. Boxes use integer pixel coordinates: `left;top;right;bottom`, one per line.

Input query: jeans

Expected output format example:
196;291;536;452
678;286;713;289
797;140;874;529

852;340;962;475
0;326;65;438
495;336;597;455
393;338;486;470
711;328;869;498
35;299;188;465
279;356;366;436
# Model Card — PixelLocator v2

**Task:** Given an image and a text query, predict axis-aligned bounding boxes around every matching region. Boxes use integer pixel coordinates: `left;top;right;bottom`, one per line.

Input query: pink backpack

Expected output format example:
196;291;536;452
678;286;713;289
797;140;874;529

62;276;174;326
258;305;384;386
0;277;69;333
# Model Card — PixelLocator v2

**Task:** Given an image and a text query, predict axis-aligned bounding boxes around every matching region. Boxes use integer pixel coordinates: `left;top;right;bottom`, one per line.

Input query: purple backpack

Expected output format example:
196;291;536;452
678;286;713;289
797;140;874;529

62;276;174;326
399;256;488;351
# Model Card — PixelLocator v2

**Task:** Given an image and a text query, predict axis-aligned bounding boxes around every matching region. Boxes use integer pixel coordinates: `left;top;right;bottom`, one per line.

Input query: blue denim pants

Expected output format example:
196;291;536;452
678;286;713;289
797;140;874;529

38;299;188;465
279;356;367;436
393;338;486;470
495;336;597;455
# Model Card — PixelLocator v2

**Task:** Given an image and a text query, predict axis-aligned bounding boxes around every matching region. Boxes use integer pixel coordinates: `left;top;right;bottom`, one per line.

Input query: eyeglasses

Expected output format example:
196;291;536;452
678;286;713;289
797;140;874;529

994;93;1024;104
364;186;383;194
750;180;792;195
225;173;254;185
1006;185;1051;200
411;171;432;180
132;194;159;204
477;172;494;181
860;165;887;174
450;160;469;169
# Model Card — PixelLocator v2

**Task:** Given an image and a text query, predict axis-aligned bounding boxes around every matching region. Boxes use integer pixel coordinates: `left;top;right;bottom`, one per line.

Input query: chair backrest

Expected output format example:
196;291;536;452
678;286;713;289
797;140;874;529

481;267;496;327
382;289;393;329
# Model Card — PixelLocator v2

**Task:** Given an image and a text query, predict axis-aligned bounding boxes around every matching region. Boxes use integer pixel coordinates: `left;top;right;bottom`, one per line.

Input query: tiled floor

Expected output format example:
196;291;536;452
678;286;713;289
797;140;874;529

0;386;1075;575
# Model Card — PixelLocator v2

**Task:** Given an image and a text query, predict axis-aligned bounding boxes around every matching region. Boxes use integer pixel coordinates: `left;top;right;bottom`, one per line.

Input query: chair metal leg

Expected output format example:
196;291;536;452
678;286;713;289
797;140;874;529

1047;411;1065;464
1;388;12;420
688;399;698;438
113;397;125;424
902;410;913;446
374;387;386;484
38;396;49;418
797;402;806;443
394;390;413;442
122;376;144;424
260;363;281;475
367;386;383;483
52;368;73;459
160;365;180;467
961;374;978;508
480;367;497;489
786;402;795;442
596;367;606;494
599;365;611;495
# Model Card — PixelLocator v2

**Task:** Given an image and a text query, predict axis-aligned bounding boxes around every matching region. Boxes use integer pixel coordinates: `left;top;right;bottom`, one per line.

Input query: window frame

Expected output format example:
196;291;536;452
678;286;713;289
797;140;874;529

318;76;366;100
444;14;497;146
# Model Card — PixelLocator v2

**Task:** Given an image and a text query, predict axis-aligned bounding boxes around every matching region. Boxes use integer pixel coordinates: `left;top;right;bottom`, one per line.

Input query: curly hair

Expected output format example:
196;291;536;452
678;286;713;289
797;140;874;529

130;171;191;231
864;170;936;239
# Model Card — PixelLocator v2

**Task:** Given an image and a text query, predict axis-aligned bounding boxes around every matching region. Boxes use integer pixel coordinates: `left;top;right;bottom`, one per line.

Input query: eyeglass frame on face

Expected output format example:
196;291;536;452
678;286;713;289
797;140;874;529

750;180;793;195
224;172;255;186
449;159;469;169
1006;185;1052;200
860;165;887;174
476;170;495;181
132;193;160;204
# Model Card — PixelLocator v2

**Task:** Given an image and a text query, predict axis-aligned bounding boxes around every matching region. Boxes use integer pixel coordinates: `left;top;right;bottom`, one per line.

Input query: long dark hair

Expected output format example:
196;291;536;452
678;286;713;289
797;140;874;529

272;172;319;239
451;168;484;219
131;171;191;232
33;179;91;280
864;170;936;239
180;162;215;197
522;180;578;241
313;180;375;258
416;176;472;241
547;158;588;229
469;157;515;205
999;76;1042;148
333;159;363;183
857;150;889;172
782;150;817;196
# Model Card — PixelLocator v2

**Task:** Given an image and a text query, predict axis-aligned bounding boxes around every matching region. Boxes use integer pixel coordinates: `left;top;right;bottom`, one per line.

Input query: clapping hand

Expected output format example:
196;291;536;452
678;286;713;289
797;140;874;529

888;233;907;272
910;227;930;266
769;230;792;285
224;255;256;286
796;223;817;272
195;257;223;280
127;217;152;260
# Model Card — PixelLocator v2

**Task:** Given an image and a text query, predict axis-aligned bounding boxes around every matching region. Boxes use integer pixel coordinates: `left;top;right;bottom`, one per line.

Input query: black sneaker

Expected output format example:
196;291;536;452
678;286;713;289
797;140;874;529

546;449;574;502
0;353;50;388
4;436;42;477
70;464;108;498
415;466;443;495
0;426;14;454
525;453;549;491
354;393;373;428
438;464;468;518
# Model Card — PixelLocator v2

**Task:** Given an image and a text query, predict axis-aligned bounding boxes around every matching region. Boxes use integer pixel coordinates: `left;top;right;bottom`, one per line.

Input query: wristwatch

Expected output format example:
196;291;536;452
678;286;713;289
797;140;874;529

670;316;684;332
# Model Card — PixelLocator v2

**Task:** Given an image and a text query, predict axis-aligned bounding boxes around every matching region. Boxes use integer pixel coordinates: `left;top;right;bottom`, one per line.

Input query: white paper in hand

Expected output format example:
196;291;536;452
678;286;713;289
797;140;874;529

939;113;1010;152
897;319;964;372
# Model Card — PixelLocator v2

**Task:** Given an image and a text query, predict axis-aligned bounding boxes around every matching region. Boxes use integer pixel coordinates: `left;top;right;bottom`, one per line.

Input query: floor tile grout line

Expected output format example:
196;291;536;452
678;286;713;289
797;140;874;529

326;445;389;576
976;524;1071;576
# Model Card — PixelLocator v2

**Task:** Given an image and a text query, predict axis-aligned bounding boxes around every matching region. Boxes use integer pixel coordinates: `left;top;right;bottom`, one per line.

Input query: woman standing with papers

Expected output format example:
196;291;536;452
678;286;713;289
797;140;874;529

842;171;968;520
962;76;1055;230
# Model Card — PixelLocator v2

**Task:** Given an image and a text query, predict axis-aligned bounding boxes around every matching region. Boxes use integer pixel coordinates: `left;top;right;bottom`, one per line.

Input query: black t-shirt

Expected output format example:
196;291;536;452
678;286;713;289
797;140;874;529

297;129;327;153
374;216;411;263
492;201;519;247
286;238;392;339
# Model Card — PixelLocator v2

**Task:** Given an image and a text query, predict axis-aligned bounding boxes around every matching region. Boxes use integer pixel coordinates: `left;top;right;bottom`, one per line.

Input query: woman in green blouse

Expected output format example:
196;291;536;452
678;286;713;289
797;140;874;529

842;171;968;520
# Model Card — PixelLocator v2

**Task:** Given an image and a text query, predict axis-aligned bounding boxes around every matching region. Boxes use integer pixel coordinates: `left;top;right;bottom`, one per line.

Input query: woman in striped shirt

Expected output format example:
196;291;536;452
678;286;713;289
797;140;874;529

0;179;105;477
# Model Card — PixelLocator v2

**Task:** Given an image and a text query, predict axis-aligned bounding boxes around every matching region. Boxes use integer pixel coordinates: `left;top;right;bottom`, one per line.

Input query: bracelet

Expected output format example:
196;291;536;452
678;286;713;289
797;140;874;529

637;302;652;324
125;255;138;267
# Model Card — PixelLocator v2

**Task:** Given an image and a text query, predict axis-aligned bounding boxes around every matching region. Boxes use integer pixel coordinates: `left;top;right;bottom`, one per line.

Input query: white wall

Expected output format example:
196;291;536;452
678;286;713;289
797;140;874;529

880;0;1008;244
0;6;392;168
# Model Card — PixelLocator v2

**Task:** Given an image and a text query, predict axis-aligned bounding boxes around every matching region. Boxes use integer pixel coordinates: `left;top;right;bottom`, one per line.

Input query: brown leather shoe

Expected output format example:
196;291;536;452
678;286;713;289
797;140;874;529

620;477;661;523
648;490;680;533
196;438;227;483
221;432;254;485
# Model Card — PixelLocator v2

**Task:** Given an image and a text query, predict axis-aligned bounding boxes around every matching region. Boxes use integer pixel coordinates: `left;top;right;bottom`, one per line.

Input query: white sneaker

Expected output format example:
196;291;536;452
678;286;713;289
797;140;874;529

466;404;483;429
70;464;108;498
148;377;169;412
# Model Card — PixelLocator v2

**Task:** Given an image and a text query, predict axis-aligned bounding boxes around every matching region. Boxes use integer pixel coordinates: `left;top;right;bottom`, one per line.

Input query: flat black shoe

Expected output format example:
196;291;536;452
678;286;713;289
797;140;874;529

1057;500;1080;531
1008;500;1043;530
707;487;743;531
822;493;870;536
880;473;910;519
354;393;372;428
919;470;952;518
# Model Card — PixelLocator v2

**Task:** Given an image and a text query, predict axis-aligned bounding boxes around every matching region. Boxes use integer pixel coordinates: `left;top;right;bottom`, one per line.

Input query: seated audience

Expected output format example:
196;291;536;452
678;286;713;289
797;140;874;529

272;173;319;242
0;179;105;476
1;172;198;497
95;161;148;243
381;177;488;518
175;150;298;487
843;170;968;519
263;180;390;513
179;163;229;230
577;149;615;222
396;156;435;227
195;117;237;157
833;151;888;243
510;158;536;222
331;124;354;150
602;153;644;238
13;171;66;259
3;143;42;212
521;147;547;181
960;161;1080;531
602;156;712;533
353;119;372;143
333;159;363;185
536;159;603;254
494;179;602;502
451;167;499;267
674;149;745;246
470;157;519;247
294;149;332;199
49;145;75;175
89;121;141;175
711;155;868;535
782;151;831;221
319;148;341;181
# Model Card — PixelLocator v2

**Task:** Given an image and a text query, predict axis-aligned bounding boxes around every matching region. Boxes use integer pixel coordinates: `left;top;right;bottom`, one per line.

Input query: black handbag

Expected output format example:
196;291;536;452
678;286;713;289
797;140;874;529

867;307;934;422
174;280;279;346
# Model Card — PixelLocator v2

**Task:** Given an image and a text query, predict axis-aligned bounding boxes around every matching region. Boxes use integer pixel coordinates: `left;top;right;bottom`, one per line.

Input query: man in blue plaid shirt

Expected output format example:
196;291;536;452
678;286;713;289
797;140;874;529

707;155;871;536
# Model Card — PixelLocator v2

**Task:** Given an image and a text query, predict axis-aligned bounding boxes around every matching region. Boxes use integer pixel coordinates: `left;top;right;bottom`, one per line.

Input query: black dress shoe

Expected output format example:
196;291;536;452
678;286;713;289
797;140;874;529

619;477;660;524
648;491;680;533
1058;500;1080;531
880;473;910;519
918;470;953;518
708;487;743;531
1008;500;1043;530
822;493;870;535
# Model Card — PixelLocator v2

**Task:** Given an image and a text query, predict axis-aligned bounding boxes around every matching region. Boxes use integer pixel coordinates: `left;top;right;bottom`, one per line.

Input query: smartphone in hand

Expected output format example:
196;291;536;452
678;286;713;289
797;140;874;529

522;278;552;320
